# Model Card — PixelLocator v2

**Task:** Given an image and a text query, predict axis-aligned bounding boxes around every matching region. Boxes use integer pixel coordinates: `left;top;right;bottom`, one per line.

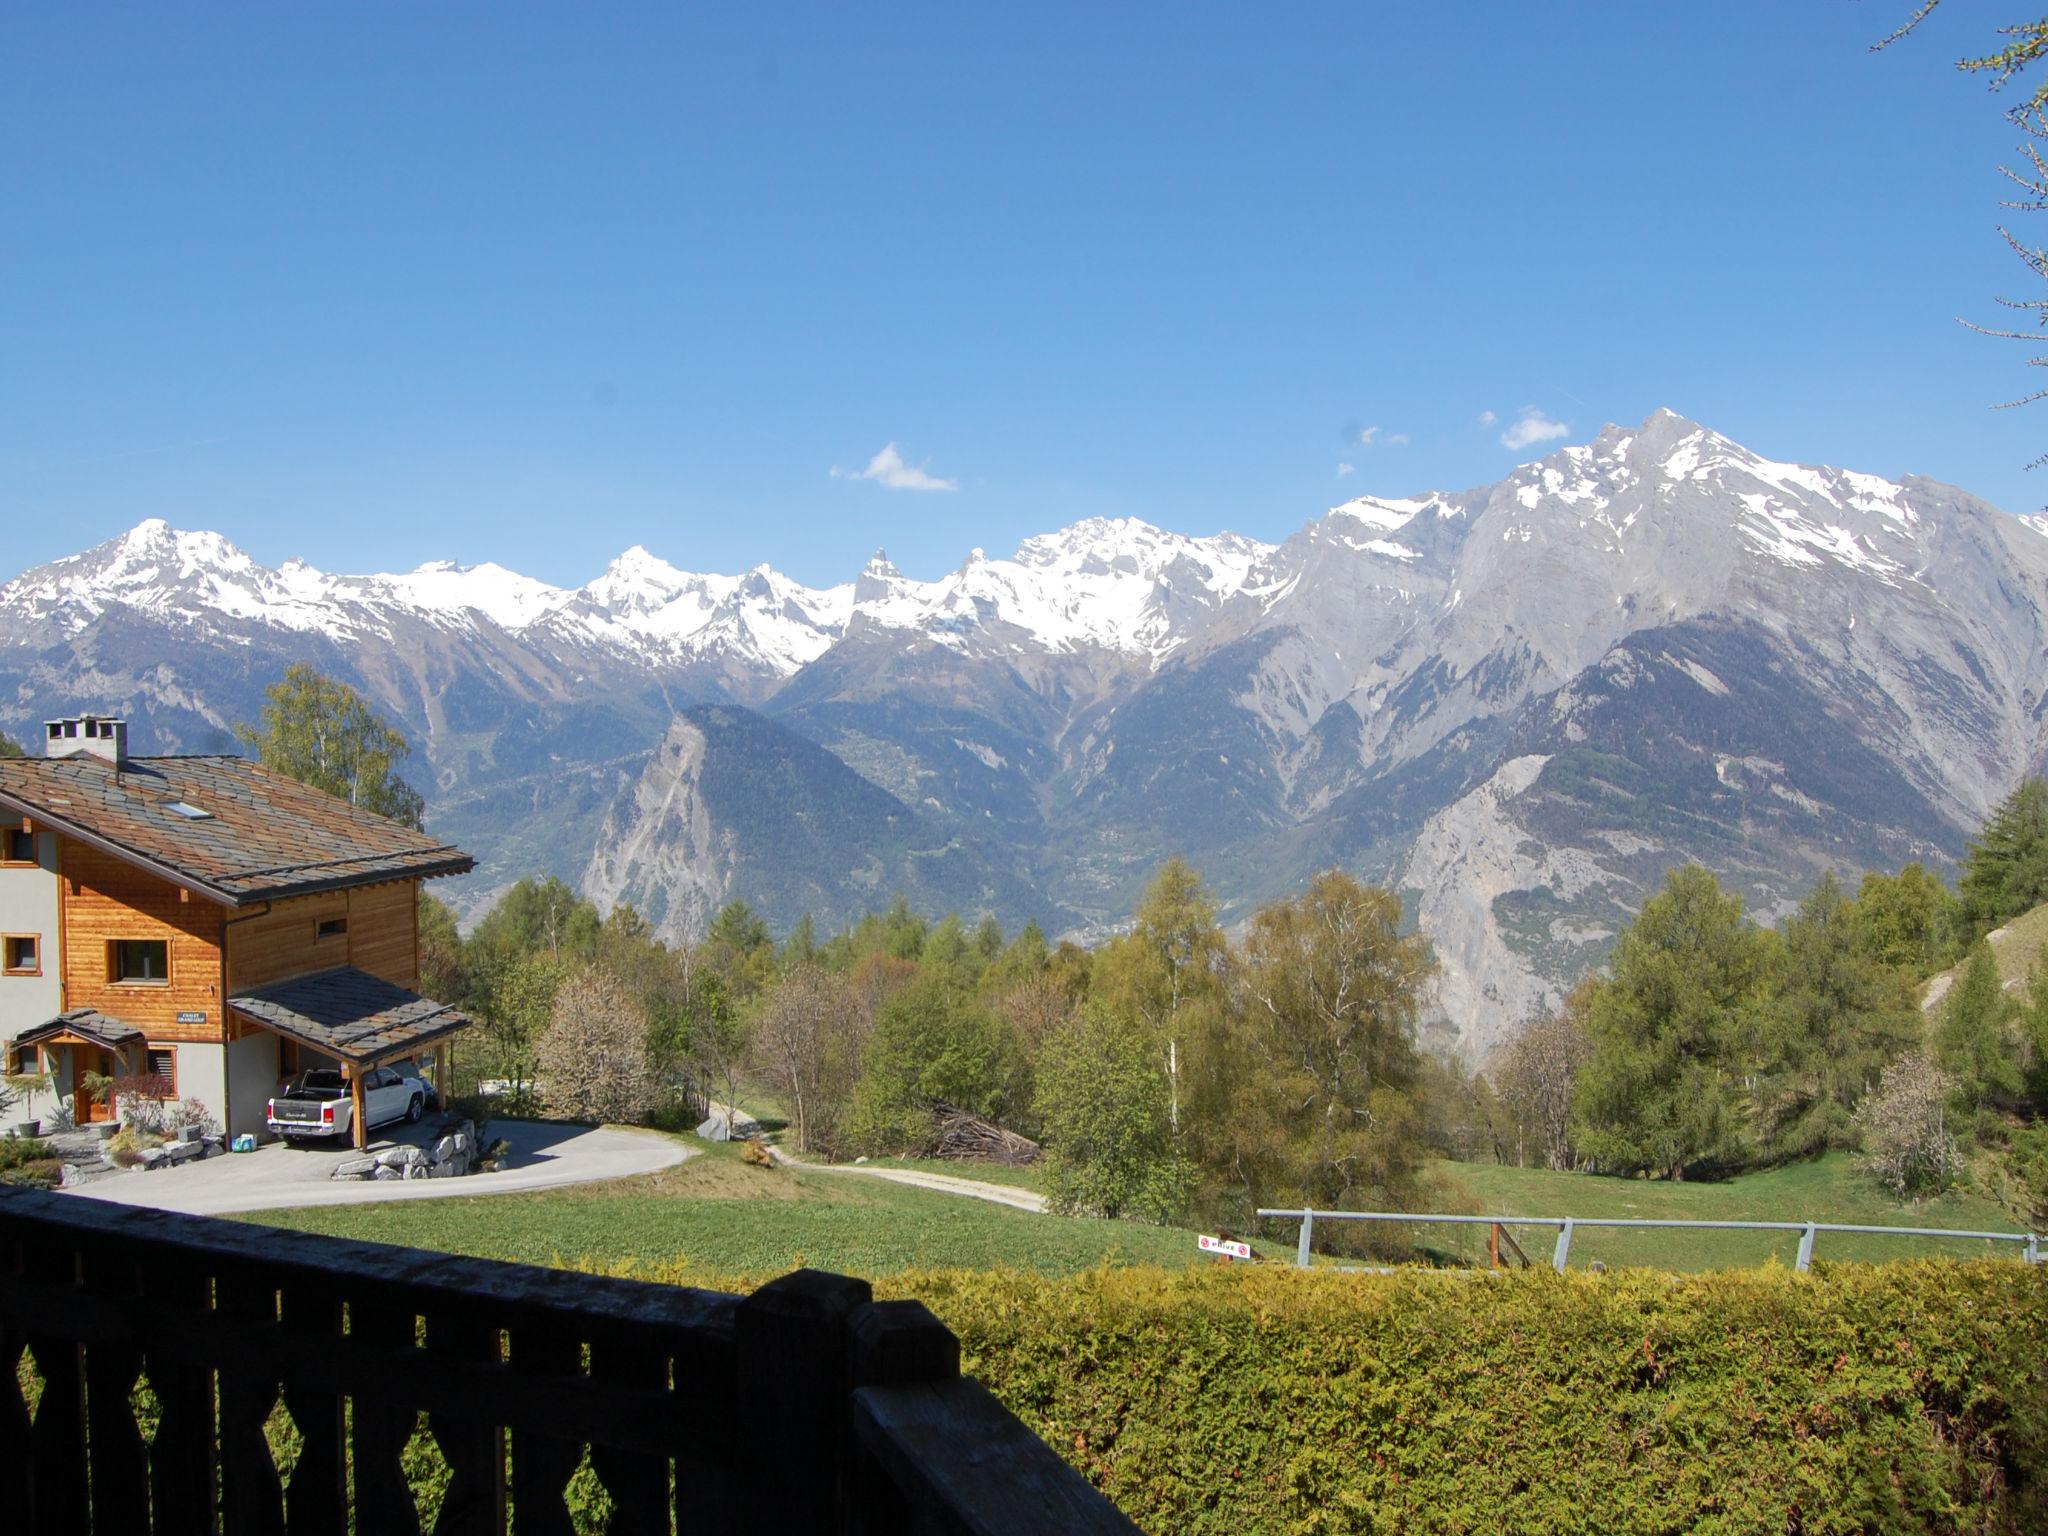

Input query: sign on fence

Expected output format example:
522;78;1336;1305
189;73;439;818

1198;1235;1253;1260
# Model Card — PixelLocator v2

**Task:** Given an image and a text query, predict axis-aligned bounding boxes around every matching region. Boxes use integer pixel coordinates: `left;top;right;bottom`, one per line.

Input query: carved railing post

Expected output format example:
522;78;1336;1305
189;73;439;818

429;1310;506;1536
588;1337;669;1533
215;1270;284;1536
351;1300;424;1535
736;1268;872;1532
81;1248;150;1531
507;1322;582;1536
146;1269;219;1536
280;1284;348;1536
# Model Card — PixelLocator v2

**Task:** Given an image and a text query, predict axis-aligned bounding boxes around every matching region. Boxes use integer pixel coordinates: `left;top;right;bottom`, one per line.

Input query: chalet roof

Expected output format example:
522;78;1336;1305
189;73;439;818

12;1009;147;1054
0;755;471;905
229;966;475;1068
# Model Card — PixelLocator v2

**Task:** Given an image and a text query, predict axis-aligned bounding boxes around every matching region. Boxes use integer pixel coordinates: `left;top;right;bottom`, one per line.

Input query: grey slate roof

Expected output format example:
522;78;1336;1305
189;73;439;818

229;966;475;1067
0;755;471;904
11;1009;147;1053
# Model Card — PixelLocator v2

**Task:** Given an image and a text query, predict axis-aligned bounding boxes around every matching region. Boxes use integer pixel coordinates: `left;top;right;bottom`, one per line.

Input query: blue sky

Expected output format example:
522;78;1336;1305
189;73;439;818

2;3;2041;587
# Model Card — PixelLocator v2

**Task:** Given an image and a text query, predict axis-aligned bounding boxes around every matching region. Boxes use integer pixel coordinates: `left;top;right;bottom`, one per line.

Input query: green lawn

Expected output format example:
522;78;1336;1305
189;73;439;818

1415;1153;2029;1270
240;1138;1254;1279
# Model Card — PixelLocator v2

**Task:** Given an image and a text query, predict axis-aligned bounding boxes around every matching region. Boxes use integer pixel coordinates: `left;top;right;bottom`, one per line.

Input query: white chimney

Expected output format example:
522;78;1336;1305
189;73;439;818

45;715;128;767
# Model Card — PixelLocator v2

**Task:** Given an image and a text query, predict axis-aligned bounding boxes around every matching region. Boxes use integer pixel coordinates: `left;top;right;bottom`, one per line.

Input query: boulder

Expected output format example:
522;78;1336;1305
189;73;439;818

163;1140;204;1165
372;1166;402;1181
138;1147;169;1170
333;1156;379;1179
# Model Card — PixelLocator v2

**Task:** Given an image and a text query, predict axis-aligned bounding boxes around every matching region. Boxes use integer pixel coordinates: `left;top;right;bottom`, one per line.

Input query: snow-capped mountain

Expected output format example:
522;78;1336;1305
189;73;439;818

6;410;2046;1056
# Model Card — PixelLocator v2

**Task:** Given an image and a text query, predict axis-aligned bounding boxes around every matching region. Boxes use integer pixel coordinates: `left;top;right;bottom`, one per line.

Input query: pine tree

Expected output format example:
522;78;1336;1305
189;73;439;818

1760;873;1917;1159
1935;940;2024;1107
1958;778;2048;939
0;731;23;759
1571;865;1778;1179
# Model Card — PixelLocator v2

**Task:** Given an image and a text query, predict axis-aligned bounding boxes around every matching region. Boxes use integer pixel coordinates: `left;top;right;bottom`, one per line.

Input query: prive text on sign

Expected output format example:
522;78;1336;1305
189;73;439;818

1198;1235;1253;1260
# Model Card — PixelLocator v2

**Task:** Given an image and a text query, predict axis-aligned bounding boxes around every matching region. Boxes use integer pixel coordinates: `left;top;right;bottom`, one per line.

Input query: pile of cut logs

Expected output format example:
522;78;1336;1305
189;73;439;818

930;1103;1041;1165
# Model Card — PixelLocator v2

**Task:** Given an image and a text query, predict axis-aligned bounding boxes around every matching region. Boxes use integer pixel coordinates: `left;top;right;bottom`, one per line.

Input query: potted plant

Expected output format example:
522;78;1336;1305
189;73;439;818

2;1071;49;1138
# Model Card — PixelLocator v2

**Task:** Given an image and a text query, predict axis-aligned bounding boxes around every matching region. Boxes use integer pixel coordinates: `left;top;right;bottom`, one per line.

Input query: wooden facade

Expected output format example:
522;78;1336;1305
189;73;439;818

57;839;227;1046
52;830;422;1055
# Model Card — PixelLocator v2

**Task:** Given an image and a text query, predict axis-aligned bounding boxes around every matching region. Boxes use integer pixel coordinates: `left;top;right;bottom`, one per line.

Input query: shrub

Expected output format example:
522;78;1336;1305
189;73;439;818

0;1157;62;1189
0;1136;53;1171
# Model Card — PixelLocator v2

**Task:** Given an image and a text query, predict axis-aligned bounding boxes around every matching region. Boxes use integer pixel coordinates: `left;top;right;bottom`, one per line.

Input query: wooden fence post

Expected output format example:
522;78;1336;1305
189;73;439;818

736;1268;872;1533
846;1301;961;1535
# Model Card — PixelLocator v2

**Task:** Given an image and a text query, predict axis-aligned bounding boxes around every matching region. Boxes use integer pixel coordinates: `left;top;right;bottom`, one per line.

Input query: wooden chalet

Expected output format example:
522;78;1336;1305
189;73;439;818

0;714;475;1148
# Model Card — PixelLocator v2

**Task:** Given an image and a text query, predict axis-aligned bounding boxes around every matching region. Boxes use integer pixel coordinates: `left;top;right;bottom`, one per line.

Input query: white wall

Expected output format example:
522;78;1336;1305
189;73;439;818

172;1041;228;1135
226;1030;279;1141
0;829;63;1130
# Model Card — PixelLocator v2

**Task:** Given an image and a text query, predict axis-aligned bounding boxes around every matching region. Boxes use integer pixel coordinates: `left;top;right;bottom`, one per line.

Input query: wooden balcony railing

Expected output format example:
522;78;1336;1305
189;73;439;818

0;1187;1137;1534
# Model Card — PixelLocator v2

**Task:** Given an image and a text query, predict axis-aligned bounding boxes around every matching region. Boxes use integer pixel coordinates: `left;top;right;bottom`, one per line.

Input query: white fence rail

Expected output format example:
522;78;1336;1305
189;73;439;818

1255;1207;2045;1273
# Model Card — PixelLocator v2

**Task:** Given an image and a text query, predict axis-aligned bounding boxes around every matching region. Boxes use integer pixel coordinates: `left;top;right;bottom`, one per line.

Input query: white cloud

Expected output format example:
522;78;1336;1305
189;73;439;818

1355;426;1408;448
831;442;958;492
1336;462;1356;477
1499;408;1570;451
1478;410;1498;427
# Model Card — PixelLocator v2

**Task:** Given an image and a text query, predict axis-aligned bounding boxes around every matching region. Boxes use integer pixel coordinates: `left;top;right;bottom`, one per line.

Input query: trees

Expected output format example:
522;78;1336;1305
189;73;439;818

1958;778;2048;940
418;893;468;1006
751;966;868;1155
536;968;655;1124
1572;865;1778;1180
1036;1001;1190;1222
1855;863;1961;975
1493;980;1597;1171
0;731;22;759
847;974;1024;1154
234;664;424;828
1234;871;1434;1213
1758;873;1918;1161
1934;940;2024;1107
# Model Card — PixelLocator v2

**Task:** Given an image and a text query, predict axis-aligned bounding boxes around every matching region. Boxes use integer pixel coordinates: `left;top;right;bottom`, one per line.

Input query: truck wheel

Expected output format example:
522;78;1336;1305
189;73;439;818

406;1095;423;1124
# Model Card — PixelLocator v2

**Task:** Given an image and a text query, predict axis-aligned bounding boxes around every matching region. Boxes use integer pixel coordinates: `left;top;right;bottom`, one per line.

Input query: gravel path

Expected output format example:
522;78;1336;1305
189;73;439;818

706;1102;1047;1213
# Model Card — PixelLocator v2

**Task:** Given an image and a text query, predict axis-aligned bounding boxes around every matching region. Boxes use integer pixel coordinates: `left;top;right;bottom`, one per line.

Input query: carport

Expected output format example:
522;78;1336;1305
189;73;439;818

229;966;476;1150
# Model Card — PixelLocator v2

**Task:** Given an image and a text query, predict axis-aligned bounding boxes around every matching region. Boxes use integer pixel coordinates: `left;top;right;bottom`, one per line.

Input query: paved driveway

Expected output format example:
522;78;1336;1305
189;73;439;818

63;1119;689;1217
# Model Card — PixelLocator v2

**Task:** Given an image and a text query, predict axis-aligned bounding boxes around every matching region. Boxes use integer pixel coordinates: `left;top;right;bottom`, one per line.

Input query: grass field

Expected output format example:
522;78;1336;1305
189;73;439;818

241;1138;1261;1278
241;1133;2034;1282
1422;1153;2028;1270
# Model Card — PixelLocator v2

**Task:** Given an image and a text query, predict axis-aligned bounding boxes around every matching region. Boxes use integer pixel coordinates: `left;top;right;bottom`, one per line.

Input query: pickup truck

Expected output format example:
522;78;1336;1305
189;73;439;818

267;1063;432;1142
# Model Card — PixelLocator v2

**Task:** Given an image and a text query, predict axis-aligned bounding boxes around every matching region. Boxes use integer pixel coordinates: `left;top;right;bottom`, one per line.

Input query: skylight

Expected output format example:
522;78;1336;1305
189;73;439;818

164;801;214;821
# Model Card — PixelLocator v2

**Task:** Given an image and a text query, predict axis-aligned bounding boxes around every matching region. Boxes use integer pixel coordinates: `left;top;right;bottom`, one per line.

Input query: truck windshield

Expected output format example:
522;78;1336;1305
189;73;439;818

289;1070;347;1100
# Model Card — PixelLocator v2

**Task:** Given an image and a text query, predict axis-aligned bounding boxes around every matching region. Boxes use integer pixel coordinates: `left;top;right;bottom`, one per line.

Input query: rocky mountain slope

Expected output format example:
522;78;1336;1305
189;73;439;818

7;409;2046;1054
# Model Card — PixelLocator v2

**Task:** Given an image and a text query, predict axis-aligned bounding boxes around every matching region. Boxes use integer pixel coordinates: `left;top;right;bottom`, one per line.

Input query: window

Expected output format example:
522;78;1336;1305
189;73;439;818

145;1047;177;1094
2;828;34;863
163;801;213;821
317;917;349;941
110;939;169;984
3;935;39;975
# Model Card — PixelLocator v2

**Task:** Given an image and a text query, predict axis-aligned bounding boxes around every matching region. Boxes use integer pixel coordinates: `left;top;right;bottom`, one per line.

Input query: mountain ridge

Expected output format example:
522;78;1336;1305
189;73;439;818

8;410;2045;1054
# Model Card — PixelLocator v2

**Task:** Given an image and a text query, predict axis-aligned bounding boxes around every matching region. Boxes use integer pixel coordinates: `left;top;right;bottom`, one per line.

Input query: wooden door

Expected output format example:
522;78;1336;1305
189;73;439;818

76;1048;115;1124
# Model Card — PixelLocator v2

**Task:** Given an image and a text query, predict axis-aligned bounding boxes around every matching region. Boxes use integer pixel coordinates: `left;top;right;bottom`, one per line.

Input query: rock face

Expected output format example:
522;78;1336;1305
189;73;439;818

7;410;2048;1054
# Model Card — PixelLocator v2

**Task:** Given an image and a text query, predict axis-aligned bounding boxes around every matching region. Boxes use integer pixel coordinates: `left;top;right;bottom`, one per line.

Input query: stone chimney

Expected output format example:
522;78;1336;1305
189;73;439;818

44;715;128;767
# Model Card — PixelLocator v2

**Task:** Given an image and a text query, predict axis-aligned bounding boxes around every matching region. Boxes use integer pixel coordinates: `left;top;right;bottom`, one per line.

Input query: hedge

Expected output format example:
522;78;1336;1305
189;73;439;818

20;1257;2046;1533
851;1262;2048;1535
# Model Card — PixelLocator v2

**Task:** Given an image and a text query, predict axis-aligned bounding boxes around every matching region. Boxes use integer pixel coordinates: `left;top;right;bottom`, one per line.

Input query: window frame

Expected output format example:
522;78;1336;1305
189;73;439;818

0;828;36;866
2;934;40;976
108;937;172;987
316;916;349;942
144;1046;178;1096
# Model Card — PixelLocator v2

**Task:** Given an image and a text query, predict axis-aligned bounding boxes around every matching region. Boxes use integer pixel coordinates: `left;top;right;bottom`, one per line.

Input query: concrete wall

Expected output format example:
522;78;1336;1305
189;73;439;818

225;1029;279;1141
172;1041;229;1136
0;829;63;1130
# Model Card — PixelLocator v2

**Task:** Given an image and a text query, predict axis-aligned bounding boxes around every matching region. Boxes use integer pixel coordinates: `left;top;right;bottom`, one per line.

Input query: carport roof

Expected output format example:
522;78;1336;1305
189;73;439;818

229;966;474;1068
